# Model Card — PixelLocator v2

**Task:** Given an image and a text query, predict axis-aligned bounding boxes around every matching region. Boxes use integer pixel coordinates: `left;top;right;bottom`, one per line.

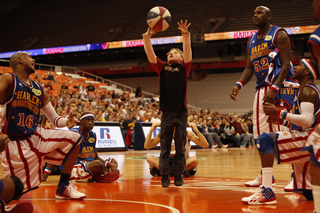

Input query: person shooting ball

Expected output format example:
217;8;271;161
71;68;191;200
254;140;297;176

143;11;192;187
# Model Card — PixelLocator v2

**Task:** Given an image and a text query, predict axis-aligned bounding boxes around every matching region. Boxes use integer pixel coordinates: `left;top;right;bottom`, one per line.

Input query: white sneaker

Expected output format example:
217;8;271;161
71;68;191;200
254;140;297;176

55;183;86;200
242;186;277;205
4;202;33;213
284;178;293;192
245;175;276;187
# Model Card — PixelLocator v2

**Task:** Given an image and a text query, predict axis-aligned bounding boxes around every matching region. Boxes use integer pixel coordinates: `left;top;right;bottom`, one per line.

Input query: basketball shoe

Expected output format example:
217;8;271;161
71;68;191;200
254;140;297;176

161;175;170;188
55;183;86;200
174;175;183;186
2;201;33;213
245;175;276;187
284;172;294;192
242;186;277;205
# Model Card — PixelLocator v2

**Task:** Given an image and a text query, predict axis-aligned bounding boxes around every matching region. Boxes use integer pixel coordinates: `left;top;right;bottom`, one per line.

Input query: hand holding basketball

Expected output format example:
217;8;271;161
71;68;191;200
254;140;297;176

142;28;157;38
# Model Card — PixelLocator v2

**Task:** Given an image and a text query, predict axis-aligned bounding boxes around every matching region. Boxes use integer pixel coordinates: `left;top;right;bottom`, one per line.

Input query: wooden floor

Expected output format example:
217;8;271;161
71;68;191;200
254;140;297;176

12;148;314;213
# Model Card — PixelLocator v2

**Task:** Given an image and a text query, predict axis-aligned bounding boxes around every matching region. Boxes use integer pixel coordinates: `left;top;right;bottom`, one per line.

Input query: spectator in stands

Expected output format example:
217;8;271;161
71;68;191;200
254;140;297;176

232;114;249;148
145;112;154;123
135;86;142;98
224;120;239;147
44;81;53;90
86;83;95;92
152;111;161;123
248;118;254;135
192;118;226;148
46;71;55;82
61;82;68;90
79;88;87;100
242;121;255;147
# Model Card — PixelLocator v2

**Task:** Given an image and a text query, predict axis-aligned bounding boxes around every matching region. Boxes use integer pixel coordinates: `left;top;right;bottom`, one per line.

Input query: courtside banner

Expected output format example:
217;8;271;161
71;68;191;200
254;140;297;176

94;122;127;151
56;122;127;151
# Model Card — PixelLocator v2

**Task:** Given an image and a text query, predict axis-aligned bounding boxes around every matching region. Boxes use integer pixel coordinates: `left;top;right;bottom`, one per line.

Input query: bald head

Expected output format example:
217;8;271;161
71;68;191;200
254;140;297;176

256;6;271;15
9;52;35;74
10;52;25;69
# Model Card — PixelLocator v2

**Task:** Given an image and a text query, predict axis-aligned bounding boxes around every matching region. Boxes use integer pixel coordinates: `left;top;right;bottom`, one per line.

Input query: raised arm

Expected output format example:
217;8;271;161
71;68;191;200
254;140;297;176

178;20;192;64
144;122;161;149
142;28;157;64
230;38;254;101
187;123;209;148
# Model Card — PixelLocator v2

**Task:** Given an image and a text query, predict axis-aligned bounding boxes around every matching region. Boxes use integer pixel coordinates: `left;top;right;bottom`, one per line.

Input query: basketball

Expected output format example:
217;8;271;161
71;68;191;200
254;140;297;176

147;6;172;32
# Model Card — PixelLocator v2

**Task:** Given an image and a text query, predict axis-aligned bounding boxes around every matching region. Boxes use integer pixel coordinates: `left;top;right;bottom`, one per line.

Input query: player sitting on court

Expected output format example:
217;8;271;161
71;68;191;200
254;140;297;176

68;112;123;183
144;122;208;177
47;112;122;183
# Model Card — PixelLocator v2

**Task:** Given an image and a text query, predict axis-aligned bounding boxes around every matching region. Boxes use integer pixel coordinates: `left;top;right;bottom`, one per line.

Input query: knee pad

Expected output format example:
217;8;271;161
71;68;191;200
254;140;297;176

256;133;274;154
9;176;24;200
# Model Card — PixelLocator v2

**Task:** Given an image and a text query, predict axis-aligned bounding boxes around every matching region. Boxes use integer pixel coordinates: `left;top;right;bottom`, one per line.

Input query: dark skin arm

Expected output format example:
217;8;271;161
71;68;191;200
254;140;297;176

230;38;254;101
0;73;13;103
311;43;320;73
263;30;292;104
264;86;317;118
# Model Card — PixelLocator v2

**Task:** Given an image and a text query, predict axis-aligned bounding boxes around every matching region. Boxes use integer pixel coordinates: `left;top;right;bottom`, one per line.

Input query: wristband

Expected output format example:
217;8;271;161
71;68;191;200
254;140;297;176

235;81;243;89
277;109;288;119
270;84;280;93
44;167;52;175
104;158;111;168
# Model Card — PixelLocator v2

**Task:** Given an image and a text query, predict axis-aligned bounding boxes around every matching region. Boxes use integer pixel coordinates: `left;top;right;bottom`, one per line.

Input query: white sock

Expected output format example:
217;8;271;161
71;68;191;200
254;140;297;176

313;185;320;212
262;167;273;188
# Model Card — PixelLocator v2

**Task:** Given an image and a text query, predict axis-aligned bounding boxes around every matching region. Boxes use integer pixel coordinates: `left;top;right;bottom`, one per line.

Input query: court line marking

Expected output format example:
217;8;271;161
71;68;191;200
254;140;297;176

21;198;180;213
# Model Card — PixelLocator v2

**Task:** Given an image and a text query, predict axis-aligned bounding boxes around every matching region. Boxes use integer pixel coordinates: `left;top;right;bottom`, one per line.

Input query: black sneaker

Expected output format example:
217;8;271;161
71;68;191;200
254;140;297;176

161;175;170;188
174;175;183;186
150;167;161;177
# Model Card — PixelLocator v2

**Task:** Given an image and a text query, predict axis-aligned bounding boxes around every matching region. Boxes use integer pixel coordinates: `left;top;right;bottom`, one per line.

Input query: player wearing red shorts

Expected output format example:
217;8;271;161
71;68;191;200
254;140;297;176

242;58;319;205
0;52;85;200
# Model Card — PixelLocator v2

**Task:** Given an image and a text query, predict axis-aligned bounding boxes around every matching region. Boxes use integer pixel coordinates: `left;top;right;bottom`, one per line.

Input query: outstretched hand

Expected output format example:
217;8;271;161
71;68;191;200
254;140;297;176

66;112;79;129
177;20;191;34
